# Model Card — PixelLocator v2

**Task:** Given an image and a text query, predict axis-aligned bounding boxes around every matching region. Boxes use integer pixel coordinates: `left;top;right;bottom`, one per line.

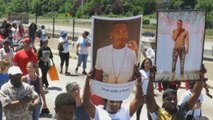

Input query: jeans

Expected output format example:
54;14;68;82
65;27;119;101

78;54;88;69
172;47;185;74
33;104;41;120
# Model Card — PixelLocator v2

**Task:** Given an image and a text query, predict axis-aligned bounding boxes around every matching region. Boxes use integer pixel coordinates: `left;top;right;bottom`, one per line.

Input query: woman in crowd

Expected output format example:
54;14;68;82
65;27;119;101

38;39;53;89
58;31;70;75
21;62;48;120
136;58;153;120
0;39;13;65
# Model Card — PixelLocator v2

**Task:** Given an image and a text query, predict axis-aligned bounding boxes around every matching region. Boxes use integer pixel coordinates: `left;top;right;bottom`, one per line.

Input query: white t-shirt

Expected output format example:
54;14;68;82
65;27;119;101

93;105;131;120
77;36;90;55
95;45;137;84
146;47;155;65
178;90;204;118
59;37;69;53
140;69;150;95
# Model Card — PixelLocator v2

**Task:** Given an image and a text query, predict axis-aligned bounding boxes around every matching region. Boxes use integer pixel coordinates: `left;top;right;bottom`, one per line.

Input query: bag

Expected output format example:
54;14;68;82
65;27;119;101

48;64;59;81
37;29;42;37
57;43;64;51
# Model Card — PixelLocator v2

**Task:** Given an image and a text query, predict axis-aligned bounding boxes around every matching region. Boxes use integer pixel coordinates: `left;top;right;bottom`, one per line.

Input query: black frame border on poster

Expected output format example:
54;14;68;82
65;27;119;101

155;9;207;82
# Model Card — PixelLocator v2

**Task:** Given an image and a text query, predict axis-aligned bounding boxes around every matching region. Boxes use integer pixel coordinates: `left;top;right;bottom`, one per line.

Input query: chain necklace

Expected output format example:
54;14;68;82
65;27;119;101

111;46;127;83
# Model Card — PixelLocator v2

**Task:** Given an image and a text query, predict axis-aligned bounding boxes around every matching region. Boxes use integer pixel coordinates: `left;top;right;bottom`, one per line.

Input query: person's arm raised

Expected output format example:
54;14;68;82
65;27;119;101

83;73;96;118
146;66;159;112
129;65;144;117
187;64;207;109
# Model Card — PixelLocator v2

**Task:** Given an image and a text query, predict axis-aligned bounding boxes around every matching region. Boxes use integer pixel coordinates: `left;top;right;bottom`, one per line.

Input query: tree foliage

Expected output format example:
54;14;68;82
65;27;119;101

0;0;212;19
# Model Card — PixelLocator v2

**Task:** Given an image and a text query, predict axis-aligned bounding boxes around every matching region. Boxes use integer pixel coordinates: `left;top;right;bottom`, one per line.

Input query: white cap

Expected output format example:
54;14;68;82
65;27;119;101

8;66;23;75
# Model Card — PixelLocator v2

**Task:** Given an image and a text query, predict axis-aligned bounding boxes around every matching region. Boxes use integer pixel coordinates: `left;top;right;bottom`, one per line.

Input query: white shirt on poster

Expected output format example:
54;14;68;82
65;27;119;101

95;45;137;84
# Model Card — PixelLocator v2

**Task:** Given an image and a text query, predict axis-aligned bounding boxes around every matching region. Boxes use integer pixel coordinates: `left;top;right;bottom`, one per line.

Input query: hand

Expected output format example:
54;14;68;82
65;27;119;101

127;40;138;51
200;64;207;76
132;65;141;82
87;70;95;80
28;102;34;111
150;66;157;81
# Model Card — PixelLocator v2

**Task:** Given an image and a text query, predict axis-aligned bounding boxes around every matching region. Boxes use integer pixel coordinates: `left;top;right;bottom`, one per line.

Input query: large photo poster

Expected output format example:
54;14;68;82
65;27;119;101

155;10;206;82
91;15;142;100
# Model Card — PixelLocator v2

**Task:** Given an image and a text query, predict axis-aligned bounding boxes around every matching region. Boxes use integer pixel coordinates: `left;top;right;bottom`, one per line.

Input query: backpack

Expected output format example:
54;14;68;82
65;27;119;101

37;29;42;37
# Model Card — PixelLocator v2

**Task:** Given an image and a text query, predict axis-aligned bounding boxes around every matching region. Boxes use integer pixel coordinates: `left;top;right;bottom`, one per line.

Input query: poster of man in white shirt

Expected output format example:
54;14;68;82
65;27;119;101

91;16;142;100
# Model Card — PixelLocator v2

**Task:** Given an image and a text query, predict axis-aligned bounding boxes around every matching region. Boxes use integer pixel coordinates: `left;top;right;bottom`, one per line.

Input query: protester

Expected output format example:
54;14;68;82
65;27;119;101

38;25;47;47
58;31;70;75
136;58;152;120
0;66;39;120
147;64;207;120
146;38;155;65
75;31;90;75
28;23;37;45
83;66;143;120
13;37;38;75
178;81;204;119
0;60;10;120
11;23;18;41
38;39;53;88
17;24;25;40
54;93;76;120
22;62;49;120
66;82;90;120
0;39;13;65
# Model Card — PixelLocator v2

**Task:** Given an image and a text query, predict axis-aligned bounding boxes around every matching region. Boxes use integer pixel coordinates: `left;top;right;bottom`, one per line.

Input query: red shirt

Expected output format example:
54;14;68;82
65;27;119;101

13;48;37;75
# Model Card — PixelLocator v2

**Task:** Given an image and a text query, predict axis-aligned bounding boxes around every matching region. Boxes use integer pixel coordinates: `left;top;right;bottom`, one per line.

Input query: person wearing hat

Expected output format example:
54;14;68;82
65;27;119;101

66;82;90;120
38;25;47;47
0;66;39;120
58;31;70;75
75;31;90;75
146;65;207;120
0;39;13;65
13;37;38;75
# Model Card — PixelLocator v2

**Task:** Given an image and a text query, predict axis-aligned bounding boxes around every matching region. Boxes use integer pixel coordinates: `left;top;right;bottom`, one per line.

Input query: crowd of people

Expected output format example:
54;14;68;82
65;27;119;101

0;19;211;120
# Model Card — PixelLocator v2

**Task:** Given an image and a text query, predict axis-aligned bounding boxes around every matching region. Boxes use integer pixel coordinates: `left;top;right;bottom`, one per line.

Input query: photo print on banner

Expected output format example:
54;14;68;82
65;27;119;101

91;15;142;100
155;10;206;82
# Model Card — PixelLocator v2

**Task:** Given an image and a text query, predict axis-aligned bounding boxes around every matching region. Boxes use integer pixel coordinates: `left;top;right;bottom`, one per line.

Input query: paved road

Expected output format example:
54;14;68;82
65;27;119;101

34;51;213;120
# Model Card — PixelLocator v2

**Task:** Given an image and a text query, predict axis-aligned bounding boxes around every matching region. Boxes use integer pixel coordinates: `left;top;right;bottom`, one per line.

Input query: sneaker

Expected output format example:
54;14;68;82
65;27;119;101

65;72;71;75
75;67;78;73
82;71;87;75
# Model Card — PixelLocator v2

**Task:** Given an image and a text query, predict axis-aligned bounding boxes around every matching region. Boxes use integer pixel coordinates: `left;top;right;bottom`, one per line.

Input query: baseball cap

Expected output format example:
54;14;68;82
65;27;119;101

23;37;31;43
162;88;177;100
60;31;67;38
8;66;23;75
66;82;79;93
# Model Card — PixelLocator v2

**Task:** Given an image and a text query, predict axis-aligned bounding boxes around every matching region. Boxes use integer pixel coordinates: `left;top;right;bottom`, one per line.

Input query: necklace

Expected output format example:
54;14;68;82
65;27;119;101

111;46;127;83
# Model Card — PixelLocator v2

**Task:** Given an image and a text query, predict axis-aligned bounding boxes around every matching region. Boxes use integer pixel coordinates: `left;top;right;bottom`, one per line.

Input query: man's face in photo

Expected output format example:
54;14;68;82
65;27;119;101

110;23;128;48
177;20;183;30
